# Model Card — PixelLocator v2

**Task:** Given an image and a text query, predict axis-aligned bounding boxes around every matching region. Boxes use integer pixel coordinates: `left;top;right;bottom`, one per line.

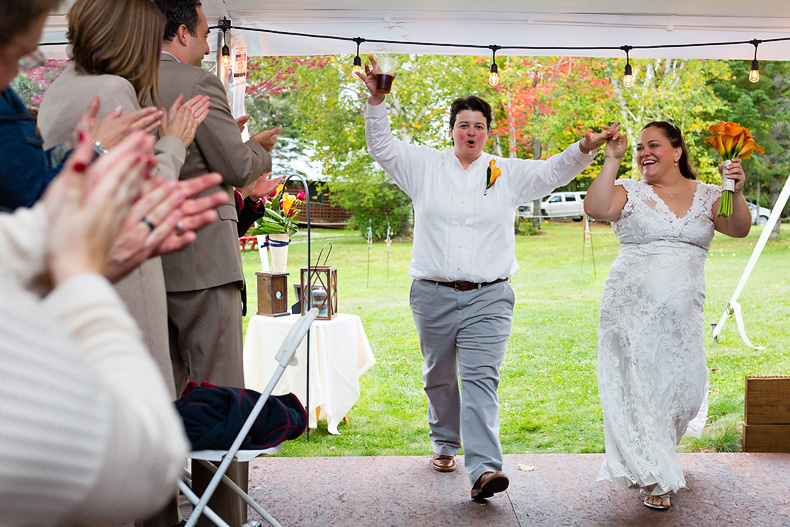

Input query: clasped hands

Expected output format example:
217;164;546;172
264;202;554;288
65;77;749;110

44;130;226;285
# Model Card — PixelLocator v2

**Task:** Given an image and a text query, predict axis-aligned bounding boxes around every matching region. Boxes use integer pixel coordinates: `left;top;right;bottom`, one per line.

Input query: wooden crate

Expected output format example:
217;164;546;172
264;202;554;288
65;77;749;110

743;376;790;453
744;376;790;425
743;425;790;453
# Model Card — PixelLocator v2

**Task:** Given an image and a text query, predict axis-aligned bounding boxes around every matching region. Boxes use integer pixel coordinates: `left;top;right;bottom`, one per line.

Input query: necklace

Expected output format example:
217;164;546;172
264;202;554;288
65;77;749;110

653;185;675;198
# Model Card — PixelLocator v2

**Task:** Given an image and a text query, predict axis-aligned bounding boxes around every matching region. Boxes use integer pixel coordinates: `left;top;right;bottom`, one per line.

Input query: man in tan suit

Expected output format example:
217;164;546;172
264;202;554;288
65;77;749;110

151;1;280;526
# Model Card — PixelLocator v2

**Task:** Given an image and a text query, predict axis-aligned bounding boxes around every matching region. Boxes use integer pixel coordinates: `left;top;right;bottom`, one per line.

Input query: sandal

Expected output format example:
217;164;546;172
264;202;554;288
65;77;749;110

642;492;671;510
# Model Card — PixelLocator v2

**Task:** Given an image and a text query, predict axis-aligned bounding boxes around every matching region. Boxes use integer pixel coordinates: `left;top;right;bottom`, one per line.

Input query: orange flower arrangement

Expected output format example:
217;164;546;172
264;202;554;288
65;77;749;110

704;121;764;217
249;183;305;236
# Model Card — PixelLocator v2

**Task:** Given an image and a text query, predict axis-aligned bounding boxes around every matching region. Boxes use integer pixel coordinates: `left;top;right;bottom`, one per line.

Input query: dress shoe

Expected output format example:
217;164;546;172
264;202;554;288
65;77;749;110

471;471;509;500
431;453;456;472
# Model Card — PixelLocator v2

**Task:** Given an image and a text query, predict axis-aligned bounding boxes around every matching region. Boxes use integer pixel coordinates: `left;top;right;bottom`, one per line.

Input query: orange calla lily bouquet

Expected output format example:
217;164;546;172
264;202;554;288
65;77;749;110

704;121;764;218
485;159;501;194
249;183;305;236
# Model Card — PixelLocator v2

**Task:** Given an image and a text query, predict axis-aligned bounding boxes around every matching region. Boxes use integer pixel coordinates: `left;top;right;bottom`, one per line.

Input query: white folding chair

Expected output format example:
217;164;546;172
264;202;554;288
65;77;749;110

179;308;318;527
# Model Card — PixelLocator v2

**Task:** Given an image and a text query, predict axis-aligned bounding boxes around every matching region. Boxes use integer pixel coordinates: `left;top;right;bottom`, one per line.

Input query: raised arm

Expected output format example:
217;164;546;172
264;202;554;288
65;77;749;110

584;125;628;222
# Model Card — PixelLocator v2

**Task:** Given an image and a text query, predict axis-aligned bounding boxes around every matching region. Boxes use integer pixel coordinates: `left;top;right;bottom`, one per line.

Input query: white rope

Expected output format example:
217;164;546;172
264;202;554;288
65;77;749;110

712;170;790;348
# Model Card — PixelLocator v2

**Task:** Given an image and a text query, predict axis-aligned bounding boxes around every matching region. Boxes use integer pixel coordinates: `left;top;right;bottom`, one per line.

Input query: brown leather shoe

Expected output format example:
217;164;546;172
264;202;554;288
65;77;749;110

471;471;509;500
431;453;456;472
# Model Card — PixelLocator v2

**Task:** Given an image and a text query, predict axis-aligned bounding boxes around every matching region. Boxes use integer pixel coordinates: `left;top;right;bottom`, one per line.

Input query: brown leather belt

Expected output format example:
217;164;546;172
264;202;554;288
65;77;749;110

434;277;508;291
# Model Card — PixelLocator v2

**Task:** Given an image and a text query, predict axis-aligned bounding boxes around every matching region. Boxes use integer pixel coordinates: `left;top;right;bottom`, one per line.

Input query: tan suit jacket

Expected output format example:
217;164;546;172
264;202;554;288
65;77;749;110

38;63;187;399
155;54;271;292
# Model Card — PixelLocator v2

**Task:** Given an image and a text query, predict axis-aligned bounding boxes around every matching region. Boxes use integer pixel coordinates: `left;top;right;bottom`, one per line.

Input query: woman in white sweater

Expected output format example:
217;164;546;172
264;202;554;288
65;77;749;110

0;131;189;526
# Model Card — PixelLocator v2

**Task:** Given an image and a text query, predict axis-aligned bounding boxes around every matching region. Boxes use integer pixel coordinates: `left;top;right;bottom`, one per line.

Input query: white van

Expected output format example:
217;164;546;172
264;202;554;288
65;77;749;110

540;191;586;221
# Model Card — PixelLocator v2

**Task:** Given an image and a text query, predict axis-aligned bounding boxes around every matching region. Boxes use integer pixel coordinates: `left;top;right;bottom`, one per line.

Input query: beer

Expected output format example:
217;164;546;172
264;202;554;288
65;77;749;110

375;73;394;94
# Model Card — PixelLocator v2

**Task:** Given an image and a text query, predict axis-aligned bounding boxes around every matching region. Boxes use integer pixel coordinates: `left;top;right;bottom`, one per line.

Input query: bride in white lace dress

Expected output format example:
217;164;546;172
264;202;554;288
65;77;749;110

584;122;752;510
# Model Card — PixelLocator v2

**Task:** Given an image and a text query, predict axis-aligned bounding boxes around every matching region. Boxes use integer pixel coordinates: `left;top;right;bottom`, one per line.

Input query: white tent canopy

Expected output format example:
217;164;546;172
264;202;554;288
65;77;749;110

43;1;790;61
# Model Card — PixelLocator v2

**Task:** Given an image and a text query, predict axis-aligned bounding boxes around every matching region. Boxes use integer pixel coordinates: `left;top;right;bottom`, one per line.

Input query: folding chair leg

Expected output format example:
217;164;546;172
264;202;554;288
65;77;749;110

177;479;231;527
196;461;282;527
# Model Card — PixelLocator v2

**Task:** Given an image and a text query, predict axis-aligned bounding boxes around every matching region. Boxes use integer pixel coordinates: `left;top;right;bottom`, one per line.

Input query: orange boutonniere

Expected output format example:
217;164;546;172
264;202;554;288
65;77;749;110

485;159;501;194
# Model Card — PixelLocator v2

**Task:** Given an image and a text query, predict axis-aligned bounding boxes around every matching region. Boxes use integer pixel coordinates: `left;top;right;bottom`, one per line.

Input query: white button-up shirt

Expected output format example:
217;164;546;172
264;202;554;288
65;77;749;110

365;101;596;283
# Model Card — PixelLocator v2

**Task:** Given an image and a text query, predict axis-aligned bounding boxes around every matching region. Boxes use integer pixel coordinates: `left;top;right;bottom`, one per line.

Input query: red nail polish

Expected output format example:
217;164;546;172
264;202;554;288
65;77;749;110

78;130;86;143
72;161;87;172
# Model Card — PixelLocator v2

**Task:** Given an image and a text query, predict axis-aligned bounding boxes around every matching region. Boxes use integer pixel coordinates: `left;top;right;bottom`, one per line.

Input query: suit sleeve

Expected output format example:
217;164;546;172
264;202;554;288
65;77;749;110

194;72;271;188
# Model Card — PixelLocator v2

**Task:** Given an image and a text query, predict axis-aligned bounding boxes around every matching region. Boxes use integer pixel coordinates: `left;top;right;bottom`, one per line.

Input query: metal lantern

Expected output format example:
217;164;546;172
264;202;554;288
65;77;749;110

300;265;337;320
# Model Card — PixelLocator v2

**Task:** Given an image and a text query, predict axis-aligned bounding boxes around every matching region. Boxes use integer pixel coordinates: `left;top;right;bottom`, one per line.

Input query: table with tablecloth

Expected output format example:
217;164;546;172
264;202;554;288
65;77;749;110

243;313;375;434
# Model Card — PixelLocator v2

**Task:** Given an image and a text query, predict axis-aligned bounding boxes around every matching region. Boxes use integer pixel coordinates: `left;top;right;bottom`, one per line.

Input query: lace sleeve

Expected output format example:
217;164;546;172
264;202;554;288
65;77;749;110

615;178;638;220
699;183;723;219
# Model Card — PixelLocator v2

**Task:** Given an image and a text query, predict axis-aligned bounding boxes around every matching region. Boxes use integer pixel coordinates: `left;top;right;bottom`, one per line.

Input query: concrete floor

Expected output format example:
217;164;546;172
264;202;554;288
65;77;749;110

207;453;790;527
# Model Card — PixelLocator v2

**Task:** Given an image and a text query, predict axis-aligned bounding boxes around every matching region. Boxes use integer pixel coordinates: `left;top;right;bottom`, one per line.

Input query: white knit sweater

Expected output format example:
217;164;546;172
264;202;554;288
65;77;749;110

0;205;188;527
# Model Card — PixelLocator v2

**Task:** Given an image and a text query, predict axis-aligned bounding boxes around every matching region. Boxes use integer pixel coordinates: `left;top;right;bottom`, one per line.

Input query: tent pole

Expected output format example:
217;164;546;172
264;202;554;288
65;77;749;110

712;170;790;348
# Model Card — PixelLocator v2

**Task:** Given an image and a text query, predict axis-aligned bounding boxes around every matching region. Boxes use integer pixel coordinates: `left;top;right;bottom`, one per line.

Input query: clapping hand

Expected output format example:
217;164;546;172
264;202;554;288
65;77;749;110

252;125;282;152
72;96;163;150
235;115;251;133
44;130;154;285
238;172;286;202
160;94;203;148
103;172;228;283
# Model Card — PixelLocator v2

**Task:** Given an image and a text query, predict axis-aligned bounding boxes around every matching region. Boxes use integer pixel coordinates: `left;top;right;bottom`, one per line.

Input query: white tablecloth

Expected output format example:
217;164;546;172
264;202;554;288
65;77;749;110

243;313;376;434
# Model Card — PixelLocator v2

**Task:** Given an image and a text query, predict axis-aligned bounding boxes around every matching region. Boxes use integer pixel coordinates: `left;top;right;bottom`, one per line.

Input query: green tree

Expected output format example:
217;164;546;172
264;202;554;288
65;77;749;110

607;57;730;182
710;60;790;238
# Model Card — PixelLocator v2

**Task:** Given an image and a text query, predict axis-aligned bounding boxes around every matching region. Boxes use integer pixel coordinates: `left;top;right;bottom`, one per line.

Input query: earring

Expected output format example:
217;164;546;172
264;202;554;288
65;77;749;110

674;160;678;167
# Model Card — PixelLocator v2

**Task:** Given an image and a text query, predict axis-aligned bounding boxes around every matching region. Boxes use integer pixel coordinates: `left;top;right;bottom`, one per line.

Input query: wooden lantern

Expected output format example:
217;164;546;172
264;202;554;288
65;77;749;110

300;265;338;320
256;271;289;317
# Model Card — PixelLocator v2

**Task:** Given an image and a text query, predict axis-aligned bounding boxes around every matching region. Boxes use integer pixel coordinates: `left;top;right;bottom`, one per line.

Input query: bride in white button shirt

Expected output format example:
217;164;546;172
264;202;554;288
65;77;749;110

358;56;617;501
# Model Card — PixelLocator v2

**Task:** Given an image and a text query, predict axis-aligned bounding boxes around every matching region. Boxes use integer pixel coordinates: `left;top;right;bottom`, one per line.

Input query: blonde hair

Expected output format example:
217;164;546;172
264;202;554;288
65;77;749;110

67;0;165;106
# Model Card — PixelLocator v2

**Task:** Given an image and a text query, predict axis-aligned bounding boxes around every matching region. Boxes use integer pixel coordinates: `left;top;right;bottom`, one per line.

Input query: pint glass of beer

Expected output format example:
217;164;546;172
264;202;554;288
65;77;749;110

375;55;398;94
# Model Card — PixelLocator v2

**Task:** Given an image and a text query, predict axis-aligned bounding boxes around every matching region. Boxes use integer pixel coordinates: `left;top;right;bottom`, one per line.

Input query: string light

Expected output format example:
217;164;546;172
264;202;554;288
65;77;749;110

351;37;364;78
53;22;781;82
489;45;501;87
749;39;761;83
621;45;633;87
220;18;231;67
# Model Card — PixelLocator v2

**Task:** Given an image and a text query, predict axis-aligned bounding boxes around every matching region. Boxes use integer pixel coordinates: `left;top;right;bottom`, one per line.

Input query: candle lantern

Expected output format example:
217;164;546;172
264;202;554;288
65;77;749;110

300;265;337;320
256;271;289;317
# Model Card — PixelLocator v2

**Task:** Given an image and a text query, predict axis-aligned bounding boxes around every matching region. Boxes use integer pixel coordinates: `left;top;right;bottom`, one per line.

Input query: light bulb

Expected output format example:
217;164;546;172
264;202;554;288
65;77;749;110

489;71;499;87
221;44;230;66
623;63;633;88
749;59;760;83
489;62;499;87
352;55;362;78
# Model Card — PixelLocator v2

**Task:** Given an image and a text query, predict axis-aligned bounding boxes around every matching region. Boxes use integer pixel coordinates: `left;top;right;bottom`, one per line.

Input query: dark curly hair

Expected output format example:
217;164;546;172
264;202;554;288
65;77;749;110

449;96;492;130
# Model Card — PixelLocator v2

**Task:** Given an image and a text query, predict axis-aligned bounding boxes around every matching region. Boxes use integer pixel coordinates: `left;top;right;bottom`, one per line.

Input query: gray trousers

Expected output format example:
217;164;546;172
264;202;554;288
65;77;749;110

410;279;515;486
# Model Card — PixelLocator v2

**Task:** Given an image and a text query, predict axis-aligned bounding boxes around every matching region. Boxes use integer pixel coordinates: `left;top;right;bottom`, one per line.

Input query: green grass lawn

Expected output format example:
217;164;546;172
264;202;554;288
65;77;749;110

240;221;790;457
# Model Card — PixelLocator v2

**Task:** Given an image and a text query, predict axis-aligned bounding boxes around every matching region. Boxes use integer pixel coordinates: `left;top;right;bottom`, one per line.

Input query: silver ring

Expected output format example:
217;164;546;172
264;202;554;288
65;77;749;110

141;217;155;231
175;220;184;234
